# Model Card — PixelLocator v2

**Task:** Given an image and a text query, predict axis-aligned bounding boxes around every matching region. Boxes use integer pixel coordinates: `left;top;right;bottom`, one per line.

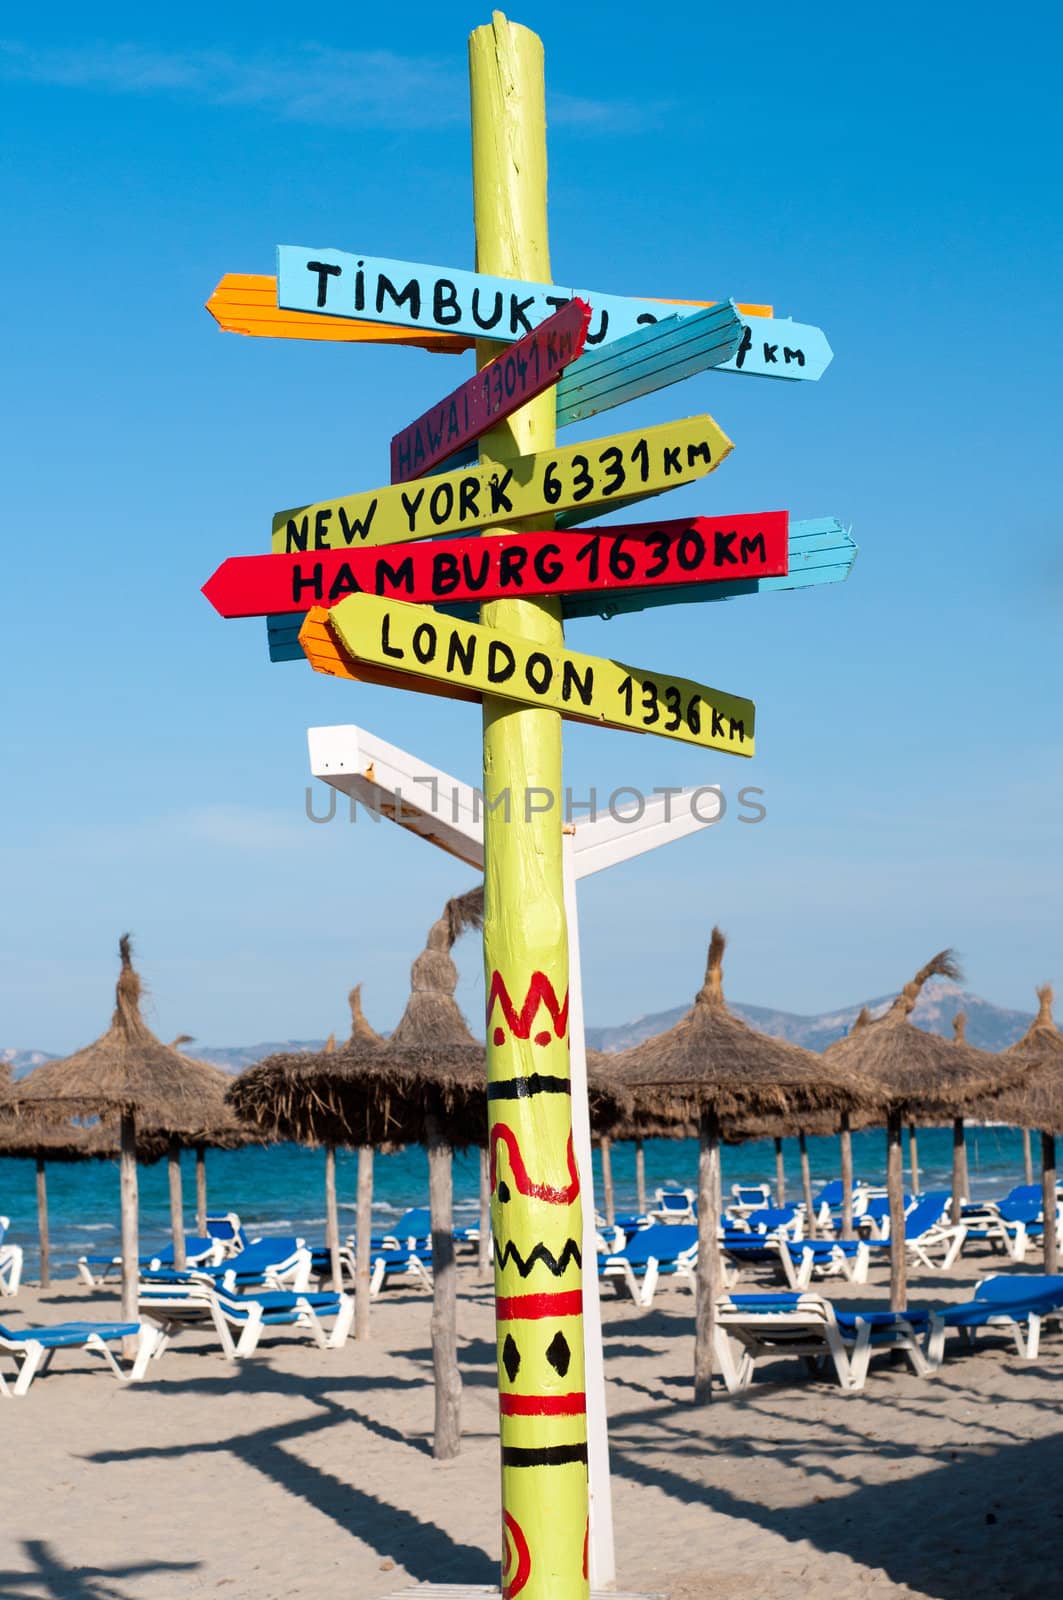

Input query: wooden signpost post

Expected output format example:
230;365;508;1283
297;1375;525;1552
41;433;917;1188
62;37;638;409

277;245;832;380
274;414;733;554
204;513;789;619
203;14;850;1596
391;298;592;482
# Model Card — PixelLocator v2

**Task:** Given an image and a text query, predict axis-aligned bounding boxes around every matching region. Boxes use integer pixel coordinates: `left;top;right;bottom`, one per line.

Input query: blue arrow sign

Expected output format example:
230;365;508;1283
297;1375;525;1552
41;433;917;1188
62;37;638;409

276;246;832;381
261;519;856;661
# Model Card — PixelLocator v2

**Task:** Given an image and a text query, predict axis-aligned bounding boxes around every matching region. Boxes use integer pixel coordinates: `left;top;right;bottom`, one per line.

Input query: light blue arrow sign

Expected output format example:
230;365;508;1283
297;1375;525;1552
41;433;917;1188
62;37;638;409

261;519;856;661
556;303;743;425
276;246;832;381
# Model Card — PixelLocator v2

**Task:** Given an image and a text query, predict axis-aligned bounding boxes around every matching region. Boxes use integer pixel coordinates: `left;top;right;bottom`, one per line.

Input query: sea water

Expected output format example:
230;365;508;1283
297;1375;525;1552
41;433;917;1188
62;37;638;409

0;1124;1037;1279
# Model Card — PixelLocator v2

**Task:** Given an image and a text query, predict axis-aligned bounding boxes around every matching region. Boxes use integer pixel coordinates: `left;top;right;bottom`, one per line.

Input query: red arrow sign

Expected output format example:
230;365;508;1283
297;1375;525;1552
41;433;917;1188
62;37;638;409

390;298;592;483
202;513;789;619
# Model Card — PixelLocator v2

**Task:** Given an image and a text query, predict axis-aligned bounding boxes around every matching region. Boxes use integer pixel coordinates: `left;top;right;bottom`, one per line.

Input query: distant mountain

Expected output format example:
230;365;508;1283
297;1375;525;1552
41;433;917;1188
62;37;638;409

4;980;1037;1078
584;980;1034;1055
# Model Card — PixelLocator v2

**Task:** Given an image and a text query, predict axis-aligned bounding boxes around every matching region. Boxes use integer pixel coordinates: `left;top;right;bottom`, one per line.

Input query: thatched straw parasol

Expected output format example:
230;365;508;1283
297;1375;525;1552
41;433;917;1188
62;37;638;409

825;951;1011;1308
230;887;487;1460
992;986;1063;1272
11;935;239;1320
605;927;879;1402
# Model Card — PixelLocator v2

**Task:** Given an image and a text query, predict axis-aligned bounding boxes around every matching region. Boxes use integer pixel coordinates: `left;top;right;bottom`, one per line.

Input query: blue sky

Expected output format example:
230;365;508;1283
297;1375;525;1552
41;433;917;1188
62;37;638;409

1;1;1060;1052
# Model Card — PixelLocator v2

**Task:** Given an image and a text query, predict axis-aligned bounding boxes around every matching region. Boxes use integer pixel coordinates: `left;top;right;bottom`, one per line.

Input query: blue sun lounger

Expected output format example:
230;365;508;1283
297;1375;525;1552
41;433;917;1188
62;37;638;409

714;1291;933;1394
141;1237;312;1293
927;1273;1063;1361
600;1223;699;1306
77;1235;219;1287
0;1318;159;1396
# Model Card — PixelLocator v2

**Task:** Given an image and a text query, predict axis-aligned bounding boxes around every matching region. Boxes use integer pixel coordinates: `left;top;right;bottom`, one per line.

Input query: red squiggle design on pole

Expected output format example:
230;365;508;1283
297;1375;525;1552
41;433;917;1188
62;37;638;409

488;969;570;1046
502;1511;532;1598
491;1124;581;1205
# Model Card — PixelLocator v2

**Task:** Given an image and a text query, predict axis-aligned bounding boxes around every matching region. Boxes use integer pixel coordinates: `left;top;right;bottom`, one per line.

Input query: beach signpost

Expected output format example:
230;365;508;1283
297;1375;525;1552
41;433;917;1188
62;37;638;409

203;14;848;1597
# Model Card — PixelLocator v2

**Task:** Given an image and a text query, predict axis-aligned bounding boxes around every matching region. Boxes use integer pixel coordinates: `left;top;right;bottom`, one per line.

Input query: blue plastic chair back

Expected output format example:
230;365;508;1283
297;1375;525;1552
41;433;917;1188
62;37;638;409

745;1206;797;1233
814;1181;844;1207
903;1195;948;1238
997;1196;1043;1224
1003;1184;1043;1207
656;1191;691;1213
620;1224;697;1266
223;1237;303;1275
976;1273;1063;1305
391;1208;431;1239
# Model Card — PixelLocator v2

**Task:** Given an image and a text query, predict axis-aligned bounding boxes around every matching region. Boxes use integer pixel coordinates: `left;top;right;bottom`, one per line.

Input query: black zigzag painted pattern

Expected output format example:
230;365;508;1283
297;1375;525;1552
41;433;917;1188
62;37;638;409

493;1237;583;1278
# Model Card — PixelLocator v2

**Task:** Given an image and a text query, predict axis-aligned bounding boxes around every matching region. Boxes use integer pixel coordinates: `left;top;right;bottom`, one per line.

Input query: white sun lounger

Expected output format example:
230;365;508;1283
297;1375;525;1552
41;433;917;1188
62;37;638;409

714;1291;934;1394
138;1279;353;1359
0;1217;24;1296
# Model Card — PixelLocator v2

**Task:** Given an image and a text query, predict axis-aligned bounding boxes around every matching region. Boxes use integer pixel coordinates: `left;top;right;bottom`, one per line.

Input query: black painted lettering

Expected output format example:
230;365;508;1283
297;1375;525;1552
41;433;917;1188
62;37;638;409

400;487;425;532
446;629;476;675
562;659;594;707
285;515;309;554
395;434;412;479
429;482;454;525
327;563;360;601
412;622;438;664
433;279;462;326
735;324;752;369
663;444;681;475
730;717;747;742
471;288;504;330
380;614;404;659
510;293;536;334
461;551;491;591
763;342;778;364
686;441;712;468
376;274;421;321
525;651;553;694
354;260;365;311
489;469;514;515
740;534;766;564
306;260;341;308
337;501;378;545
499;546;528;589
291;563;323;602
532;543;563;584
458;477;481;522
585;309;610;345
487;640;516;683
635;312;659;326
714;530;738;566
432;551;461;596
783;347;805;366
375;556;414;595
314;508;333;549
711;707;726;738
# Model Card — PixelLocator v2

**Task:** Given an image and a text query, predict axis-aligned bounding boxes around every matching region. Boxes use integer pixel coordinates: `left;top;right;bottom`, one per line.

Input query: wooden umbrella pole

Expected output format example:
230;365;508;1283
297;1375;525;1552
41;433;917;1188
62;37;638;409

908;1123;921;1196
471;16;588;1594
693;1107;721;1404
427;1115;461;1460
798;1130;817;1238
951;1118;967;1225
355;1144;374;1340
195;1145;207;1234
774;1136;785;1205
886;1111;907;1311
1023;1126;1034;1187
599;1136;615;1227
119;1109;140;1343
478;1145;492;1277
167;1136;187;1271
1042;1132;1058;1276
325;1143;342;1291
635;1137;647;1216
839;1113;854;1241
35;1155;50;1289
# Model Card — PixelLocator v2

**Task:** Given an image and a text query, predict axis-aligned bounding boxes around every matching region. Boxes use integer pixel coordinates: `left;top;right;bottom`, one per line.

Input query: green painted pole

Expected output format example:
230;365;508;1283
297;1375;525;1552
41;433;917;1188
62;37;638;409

470;15;589;1598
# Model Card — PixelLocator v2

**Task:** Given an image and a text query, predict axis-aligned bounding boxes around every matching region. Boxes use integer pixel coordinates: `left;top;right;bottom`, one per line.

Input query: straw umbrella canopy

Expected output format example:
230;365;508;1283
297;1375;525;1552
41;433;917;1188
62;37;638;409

230;887;487;1461
605;927;880;1402
825;951;1012;1309
990;986;1063;1273
11;935;240;1320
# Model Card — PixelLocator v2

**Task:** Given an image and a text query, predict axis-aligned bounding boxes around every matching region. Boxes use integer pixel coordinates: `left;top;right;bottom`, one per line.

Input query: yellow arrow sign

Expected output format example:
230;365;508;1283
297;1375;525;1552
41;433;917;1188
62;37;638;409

301;593;754;757
273;414;733;554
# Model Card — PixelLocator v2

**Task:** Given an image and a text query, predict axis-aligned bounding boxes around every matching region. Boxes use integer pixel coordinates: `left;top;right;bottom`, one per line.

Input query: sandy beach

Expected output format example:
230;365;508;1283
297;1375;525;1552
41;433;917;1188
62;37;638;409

3;1253;1060;1600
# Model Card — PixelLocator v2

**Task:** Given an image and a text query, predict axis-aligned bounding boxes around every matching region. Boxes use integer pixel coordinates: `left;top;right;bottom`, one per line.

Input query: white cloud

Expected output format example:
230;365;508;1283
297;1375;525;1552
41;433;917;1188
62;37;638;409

0;39;657;133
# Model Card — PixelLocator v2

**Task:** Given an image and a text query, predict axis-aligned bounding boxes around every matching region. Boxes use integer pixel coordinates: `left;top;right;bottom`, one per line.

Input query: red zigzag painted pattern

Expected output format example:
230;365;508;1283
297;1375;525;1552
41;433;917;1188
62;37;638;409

491;1123;580;1205
488;969;570;1047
